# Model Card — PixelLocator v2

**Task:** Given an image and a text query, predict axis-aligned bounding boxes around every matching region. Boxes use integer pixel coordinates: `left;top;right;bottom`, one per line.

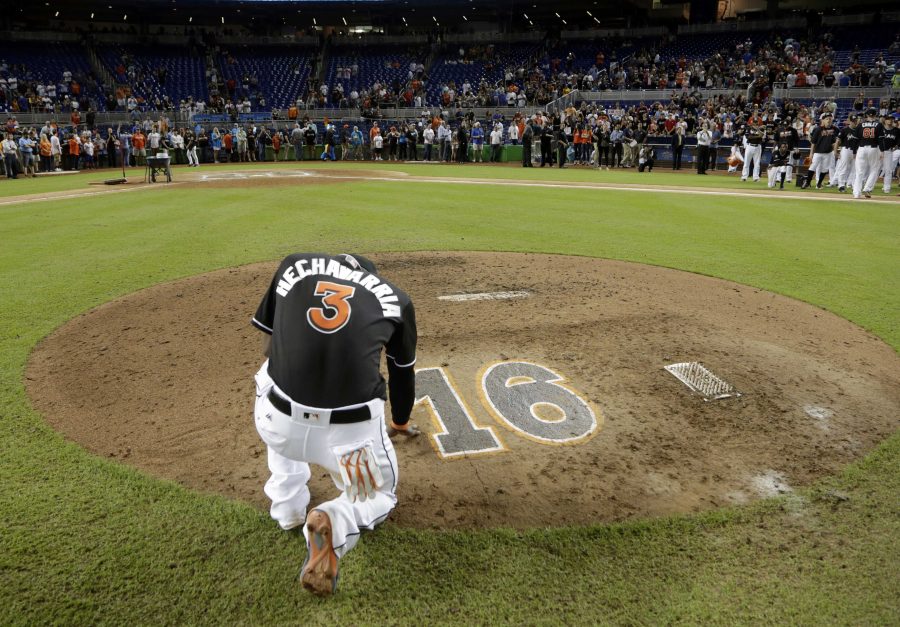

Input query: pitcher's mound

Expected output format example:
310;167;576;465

26;252;900;529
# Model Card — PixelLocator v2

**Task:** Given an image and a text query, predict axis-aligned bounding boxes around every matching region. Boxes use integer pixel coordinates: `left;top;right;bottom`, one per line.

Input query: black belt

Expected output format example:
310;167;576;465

267;389;372;423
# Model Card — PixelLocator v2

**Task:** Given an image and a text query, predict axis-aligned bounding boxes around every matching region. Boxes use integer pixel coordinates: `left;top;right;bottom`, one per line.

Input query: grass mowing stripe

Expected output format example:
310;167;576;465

0;175;897;623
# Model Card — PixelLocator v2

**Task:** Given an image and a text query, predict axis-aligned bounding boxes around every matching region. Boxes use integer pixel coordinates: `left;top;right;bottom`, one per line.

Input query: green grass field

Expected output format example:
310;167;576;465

1;162;898;625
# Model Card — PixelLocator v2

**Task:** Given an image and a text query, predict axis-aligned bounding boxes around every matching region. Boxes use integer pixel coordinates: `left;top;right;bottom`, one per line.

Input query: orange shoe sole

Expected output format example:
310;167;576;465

300;510;338;596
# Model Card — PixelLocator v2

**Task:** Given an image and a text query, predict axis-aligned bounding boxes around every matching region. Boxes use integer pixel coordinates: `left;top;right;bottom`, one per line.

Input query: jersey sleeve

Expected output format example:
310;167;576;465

385;300;417;368
251;263;284;335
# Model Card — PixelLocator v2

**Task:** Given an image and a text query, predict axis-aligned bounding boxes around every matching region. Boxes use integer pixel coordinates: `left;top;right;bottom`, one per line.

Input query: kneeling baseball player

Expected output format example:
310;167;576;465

251;253;419;596
767;143;791;189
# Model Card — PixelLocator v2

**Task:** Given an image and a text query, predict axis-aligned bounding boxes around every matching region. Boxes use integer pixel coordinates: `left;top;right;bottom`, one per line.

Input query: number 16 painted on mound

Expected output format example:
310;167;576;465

414;361;602;459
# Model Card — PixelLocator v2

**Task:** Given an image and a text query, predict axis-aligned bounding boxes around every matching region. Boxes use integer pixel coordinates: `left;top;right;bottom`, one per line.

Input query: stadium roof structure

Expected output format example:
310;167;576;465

9;0;641;30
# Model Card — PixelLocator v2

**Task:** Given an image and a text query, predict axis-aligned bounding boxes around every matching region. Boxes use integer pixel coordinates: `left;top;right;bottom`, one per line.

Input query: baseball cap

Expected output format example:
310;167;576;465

848;113;858;121
819;112;832;120
866;107;878;115
340;254;377;274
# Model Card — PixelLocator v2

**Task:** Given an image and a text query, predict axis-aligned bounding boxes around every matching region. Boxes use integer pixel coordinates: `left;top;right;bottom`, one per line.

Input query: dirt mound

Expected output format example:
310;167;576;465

26;252;900;529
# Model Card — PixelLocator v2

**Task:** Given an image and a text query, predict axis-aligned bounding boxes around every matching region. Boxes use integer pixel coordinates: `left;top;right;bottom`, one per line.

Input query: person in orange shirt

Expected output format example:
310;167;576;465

272;131;282;161
39;133;52;173
369;121;381;143
288;105;298;120
67;133;81;171
132;129;146;166
580;126;592;165
223;131;233;162
71;110;81;126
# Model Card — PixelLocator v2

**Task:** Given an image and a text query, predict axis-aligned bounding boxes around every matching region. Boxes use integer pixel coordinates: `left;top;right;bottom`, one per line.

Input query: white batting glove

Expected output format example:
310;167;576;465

337;445;384;502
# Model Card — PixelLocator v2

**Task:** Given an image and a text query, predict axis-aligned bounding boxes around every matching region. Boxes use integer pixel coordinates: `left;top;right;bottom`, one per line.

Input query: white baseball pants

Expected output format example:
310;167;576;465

882;149;900;193
767;165;787;187
853;146;881;198
253;361;398;559
810;152;835;185
742;145;761;180
834;148;855;189
187;147;198;166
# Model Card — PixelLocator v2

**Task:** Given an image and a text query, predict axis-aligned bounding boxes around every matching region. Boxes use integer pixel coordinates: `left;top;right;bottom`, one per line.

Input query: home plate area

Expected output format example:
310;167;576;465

27;252;900;530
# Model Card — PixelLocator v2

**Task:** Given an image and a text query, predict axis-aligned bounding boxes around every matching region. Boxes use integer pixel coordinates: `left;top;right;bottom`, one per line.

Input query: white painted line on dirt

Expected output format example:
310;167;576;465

320;173;900;205
0;182;180;207
439;290;531;302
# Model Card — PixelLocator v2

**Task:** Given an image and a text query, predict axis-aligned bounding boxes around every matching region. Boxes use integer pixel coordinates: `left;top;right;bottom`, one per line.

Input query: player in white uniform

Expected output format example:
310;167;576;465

807;113;838;189
834;115;859;193
879;115;898;194
741;123;764;182
854;108;883;199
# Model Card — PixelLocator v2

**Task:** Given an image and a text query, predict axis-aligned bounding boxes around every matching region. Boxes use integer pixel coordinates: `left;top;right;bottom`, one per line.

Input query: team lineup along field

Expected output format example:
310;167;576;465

2;160;899;624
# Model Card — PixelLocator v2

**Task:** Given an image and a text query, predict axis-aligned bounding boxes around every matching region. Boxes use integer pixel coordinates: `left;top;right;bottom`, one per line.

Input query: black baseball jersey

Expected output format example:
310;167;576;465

769;148;790;167
857;120;883;148
839;126;860;153
810;125;837;153
774;126;799;150
880;127;898;151
253;253;417;409
746;128;765;146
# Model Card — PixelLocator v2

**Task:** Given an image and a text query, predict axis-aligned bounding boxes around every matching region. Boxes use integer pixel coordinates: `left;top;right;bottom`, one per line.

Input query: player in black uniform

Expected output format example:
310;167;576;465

767;143;791;189
806;113;838;189
835;114;860;192
879;114;898;194
854;107;884;199
251;253;418;596
773;118;800;183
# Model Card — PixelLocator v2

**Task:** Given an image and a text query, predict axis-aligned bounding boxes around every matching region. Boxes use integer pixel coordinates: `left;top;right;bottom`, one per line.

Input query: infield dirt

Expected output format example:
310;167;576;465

26;252;900;529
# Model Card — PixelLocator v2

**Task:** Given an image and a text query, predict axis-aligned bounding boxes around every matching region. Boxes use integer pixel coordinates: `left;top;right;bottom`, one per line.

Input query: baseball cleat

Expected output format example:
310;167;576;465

839;186;846;192
863;191;871;199
300;510;338;597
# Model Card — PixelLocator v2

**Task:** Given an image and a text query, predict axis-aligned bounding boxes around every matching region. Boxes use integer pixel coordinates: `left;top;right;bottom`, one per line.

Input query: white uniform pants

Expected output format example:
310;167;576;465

186;146;198;166
854;146;881;198
253;361;398;559
767;165;787;187
882;149;900;193
834;148;855;189
810;152;835;185
742;144;761;180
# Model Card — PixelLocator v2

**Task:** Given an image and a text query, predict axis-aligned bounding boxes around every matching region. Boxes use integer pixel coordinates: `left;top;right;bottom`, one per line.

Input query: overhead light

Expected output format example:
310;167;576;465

342;17;347;25
432;15;437;22
594;17;600;23
54;10;59;16
312;17;316;25
523;13;529;19
555;12;561;18
90;12;94;18
123;14;127;20
528;19;533;26
587;10;592;16
562;19;567;24
220;16;224;24
189;16;193;22
462;15;467;21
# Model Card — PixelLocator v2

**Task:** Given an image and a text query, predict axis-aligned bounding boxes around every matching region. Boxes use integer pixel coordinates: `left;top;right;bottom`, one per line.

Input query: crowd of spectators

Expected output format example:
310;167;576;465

5;25;897;119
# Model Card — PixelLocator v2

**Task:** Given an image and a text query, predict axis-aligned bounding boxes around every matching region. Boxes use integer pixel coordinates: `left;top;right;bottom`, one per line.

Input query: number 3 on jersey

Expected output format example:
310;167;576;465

307;281;355;333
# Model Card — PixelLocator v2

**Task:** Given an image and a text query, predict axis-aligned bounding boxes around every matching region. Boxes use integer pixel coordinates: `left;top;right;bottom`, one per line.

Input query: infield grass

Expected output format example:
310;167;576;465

1;166;898;624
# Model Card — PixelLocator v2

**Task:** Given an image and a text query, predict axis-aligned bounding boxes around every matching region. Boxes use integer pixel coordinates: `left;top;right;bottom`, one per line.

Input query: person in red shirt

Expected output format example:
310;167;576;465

223;132;233;162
